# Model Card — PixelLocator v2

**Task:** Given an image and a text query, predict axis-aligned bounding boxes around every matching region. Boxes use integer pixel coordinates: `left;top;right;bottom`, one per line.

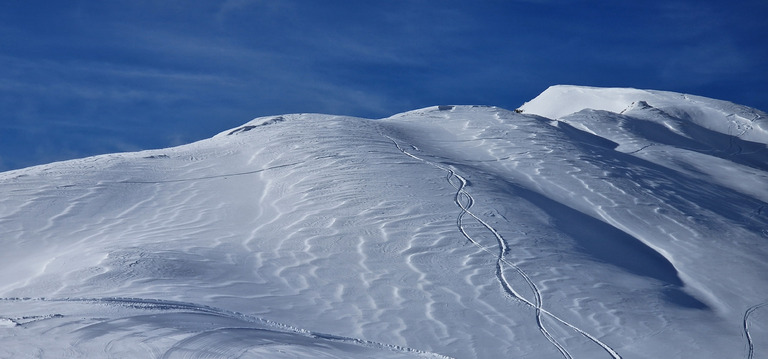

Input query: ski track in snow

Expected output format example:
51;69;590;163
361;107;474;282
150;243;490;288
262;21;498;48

744;300;768;359
381;130;622;359
4;93;767;358
115;161;303;184
0;296;455;359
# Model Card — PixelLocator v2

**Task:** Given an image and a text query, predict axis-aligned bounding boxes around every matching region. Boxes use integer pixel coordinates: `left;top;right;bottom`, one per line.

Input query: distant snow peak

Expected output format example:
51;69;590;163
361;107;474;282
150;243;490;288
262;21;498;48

520;85;669;119
520;85;768;145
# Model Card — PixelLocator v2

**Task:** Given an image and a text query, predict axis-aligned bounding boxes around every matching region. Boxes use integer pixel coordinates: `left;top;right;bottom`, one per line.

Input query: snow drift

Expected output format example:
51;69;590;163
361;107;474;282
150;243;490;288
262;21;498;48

1;86;767;358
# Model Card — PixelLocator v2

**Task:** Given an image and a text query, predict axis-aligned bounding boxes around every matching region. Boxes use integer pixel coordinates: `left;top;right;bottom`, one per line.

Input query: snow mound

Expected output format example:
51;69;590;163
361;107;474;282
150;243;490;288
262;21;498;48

520;85;768;144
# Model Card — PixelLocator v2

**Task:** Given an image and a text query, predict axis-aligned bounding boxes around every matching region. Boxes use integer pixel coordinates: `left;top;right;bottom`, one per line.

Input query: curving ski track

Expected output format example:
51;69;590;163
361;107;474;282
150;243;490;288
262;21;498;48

116;161;303;184
381;130;622;359
447;168;573;359
744;300;768;359
0;296;455;359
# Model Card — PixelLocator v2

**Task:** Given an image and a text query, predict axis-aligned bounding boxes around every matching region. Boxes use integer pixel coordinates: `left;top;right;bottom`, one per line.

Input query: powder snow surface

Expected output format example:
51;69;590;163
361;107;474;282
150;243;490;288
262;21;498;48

1;86;767;358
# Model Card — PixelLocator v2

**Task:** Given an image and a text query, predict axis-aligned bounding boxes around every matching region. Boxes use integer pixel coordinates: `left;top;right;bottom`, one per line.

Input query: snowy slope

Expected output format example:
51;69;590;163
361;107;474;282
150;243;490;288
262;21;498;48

1;86;767;358
520;85;768;144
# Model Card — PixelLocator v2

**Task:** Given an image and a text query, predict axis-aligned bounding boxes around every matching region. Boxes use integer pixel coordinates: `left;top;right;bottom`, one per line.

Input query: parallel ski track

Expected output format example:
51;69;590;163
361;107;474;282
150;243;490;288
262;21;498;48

116;161;303;184
448;169;572;359
381;131;622;359
744;300;768;359
0;297;455;359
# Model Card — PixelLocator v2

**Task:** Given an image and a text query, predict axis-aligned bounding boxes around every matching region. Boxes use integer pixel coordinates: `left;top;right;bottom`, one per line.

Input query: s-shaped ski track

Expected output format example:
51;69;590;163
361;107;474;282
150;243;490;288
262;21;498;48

380;131;621;359
744;300;768;359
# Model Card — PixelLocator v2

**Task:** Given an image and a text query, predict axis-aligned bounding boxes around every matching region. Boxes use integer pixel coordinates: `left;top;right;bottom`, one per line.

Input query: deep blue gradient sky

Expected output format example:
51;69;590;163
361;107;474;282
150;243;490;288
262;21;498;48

2;1;767;171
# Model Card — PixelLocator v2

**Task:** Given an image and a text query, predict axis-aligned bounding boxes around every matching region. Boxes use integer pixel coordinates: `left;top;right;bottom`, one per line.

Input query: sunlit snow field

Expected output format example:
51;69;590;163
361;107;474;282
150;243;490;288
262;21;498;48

1;86;767;358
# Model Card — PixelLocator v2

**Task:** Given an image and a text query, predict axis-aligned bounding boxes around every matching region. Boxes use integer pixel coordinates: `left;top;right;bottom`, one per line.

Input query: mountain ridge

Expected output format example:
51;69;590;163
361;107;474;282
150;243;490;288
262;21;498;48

1;86;767;358
520;85;768;145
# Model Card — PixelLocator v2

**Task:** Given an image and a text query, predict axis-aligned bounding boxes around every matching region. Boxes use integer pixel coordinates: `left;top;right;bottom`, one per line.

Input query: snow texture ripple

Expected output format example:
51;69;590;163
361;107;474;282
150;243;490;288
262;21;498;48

1;86;767;358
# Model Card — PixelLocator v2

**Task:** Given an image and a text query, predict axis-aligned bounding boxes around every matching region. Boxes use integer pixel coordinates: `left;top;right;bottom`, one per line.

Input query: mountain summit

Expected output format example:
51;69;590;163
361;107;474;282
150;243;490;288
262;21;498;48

1;86;767;358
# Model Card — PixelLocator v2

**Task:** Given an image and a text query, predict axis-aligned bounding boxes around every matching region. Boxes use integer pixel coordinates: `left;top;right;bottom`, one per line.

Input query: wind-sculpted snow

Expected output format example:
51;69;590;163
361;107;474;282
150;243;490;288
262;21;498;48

1;86;767;358
0;297;449;358
520;85;768;145
382;132;620;359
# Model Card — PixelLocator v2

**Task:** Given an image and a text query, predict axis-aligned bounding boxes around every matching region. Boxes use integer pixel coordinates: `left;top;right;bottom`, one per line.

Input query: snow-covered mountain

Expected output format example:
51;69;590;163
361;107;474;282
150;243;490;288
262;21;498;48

1;85;767;359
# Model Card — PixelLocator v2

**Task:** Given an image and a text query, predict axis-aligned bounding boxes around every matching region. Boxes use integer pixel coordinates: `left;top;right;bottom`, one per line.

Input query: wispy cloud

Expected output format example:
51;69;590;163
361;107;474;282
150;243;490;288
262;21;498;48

1;0;766;171
216;0;291;23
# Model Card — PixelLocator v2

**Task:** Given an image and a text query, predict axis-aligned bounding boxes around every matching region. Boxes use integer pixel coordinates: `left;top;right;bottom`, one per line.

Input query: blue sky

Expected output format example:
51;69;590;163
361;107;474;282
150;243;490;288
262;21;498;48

2;0;767;171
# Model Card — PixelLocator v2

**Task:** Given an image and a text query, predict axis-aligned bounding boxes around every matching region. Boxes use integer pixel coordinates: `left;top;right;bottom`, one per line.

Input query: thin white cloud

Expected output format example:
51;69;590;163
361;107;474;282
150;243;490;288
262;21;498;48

0;56;229;104
216;0;291;23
